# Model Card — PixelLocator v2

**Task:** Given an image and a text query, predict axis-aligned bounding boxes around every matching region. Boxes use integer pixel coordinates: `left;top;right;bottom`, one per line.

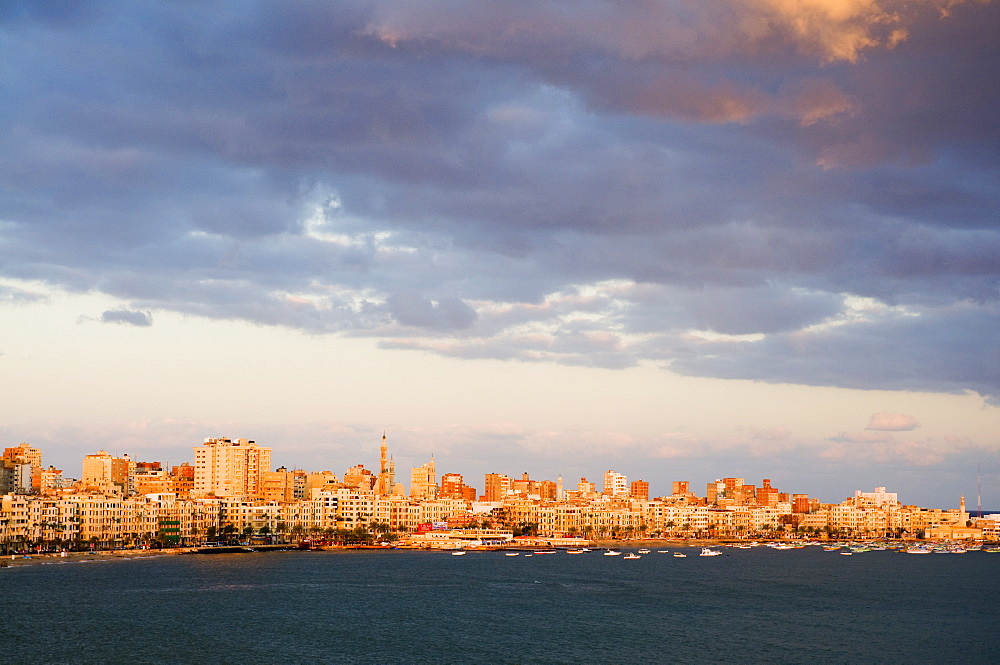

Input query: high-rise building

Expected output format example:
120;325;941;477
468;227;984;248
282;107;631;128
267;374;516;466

603;470;628;498
3;443;42;493
82;450;114;489
410;457;437;499
440;473;476;501
630;480;649;500
672;481;690;496
192;437;271;498
261;466;297;502
0;459;32;494
4;443;41;468
39;466;63;495
756;479;780;507
483;473;511;501
344;464;374;490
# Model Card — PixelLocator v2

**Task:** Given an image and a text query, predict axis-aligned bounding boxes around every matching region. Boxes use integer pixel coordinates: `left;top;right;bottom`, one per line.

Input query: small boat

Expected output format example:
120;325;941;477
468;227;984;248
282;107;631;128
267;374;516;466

657;550;669;553
905;546;931;554
565;549;584;554
603;550;622;556
839;551;853;556
673;552;687;558
451;550;466;556
638;548;650;554
505;552;520;557
623;553;641;559
699;548;721;557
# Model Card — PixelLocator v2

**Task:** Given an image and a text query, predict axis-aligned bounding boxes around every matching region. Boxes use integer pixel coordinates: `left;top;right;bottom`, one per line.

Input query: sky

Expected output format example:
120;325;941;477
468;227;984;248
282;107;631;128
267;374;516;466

1;0;998;509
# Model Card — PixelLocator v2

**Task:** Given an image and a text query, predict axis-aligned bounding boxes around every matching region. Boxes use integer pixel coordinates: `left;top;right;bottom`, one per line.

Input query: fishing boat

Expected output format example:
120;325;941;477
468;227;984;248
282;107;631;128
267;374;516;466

904;545;931;554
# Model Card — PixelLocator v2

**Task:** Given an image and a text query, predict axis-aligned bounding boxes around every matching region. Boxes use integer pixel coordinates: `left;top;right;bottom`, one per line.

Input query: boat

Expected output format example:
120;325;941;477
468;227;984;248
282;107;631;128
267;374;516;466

699;548;721;557
904;546;931;554
505;552;520;557
623;553;641;559
603;550;622;556
839;551;853;556
451;550;466;556
565;549;584;554
638;548;650;554
673;552;687;558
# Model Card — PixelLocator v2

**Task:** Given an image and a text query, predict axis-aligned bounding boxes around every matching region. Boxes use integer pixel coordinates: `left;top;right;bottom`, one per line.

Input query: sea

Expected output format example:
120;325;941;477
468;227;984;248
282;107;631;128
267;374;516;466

3;546;998;665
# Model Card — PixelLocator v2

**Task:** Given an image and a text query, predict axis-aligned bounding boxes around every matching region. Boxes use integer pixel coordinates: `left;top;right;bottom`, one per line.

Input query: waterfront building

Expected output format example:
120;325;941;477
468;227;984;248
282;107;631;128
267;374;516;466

260;467;297;502
192;438;271;499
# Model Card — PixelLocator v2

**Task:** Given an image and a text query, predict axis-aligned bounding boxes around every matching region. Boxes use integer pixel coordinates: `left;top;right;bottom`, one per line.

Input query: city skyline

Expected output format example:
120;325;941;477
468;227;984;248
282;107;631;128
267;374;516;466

2;2;999;510
5;431;984;511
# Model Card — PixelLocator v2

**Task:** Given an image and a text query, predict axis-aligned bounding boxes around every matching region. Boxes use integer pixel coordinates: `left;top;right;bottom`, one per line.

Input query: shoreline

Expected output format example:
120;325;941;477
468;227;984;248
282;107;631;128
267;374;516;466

0;548;196;568
0;537;962;568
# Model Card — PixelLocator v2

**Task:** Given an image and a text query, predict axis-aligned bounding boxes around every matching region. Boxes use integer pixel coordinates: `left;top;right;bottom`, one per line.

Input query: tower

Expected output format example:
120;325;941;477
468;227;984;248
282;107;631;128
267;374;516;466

375;432;396;496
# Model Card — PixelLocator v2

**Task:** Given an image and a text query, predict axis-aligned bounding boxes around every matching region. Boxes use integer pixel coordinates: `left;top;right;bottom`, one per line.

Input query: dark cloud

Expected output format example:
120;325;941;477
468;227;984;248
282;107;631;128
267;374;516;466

1;1;998;400
386;291;477;330
100;309;152;327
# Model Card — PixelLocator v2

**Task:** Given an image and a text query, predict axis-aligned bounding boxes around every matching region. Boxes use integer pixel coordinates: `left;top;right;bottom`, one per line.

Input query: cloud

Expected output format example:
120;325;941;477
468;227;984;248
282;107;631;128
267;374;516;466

0;0;998;404
828;430;896;443
0;284;47;304
867;411;921;431
100;309;153;327
386;291;477;330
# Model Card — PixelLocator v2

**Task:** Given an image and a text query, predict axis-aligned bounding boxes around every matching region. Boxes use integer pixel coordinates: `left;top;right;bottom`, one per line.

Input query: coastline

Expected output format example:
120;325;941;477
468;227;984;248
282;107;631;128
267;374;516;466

0;548;196;568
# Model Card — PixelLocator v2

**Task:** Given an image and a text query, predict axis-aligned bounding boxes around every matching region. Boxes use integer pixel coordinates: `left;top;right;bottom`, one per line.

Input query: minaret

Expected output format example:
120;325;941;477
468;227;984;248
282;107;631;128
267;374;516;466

376;431;395;496
380;431;389;476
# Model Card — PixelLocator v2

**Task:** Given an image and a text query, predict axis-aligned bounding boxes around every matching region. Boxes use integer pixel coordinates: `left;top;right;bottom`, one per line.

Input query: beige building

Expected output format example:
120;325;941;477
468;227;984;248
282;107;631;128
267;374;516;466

410;457;437;500
193;437;271;499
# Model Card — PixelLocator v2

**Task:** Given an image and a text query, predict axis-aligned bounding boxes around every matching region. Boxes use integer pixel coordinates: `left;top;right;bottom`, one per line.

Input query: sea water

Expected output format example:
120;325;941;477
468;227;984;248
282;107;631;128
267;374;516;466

3;546;997;664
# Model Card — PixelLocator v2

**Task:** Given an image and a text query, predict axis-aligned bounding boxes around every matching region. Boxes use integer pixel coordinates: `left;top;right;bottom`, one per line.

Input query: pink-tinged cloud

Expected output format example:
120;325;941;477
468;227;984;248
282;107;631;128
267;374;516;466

866;411;921;431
